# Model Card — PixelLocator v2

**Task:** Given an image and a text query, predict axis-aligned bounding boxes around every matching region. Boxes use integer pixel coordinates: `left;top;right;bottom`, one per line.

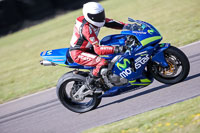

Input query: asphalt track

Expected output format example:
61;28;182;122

0;41;200;133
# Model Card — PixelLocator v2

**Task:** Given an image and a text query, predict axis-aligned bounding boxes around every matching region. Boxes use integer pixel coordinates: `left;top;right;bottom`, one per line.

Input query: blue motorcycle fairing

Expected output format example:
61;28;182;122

151;43;171;67
101;43;170;97
121;20;162;47
40;48;94;69
100;34;126;47
101;74;154;97
101;84;137;97
112;46;154;81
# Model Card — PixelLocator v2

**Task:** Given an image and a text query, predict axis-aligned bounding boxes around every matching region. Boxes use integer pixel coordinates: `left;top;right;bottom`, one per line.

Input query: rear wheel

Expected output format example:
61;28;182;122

57;73;102;113
148;46;190;84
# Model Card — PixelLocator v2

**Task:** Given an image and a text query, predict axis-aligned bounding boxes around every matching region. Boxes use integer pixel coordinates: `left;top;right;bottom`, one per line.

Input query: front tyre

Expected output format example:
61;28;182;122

148;46;190;84
56;72;102;113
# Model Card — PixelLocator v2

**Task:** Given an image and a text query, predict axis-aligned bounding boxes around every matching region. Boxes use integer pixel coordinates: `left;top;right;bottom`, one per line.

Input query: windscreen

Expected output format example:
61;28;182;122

123;22;145;32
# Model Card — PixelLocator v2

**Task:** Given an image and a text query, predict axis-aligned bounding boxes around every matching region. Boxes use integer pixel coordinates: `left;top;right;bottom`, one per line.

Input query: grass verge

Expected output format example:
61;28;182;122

83;96;200;133
0;0;200;103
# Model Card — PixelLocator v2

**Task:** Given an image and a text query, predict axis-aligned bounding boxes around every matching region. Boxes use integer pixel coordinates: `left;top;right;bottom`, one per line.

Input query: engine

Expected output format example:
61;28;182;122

101;55;129;86
108;73;128;86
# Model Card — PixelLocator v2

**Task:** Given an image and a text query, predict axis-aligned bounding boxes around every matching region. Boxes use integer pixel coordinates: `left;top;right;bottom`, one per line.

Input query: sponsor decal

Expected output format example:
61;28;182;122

100;47;113;51
78;55;91;61
135;51;147;56
96;57;101;62
78;52;96;61
132;31;147;34
119;67;132;78
42;51;46;56
147;29;154;34
47;50;52;55
135;54;150;69
117;58;130;71
81;53;96;58
89;37;95;42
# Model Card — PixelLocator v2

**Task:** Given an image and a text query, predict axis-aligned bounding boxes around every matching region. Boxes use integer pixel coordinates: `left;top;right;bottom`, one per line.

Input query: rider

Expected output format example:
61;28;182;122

70;2;126;87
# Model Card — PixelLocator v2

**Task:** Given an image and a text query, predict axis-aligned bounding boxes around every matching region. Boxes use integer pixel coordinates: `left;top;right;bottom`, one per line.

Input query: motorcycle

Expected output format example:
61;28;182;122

40;18;190;113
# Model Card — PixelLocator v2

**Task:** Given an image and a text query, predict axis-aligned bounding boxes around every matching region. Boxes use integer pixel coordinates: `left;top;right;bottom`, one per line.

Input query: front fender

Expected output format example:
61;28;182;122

151;43;171;67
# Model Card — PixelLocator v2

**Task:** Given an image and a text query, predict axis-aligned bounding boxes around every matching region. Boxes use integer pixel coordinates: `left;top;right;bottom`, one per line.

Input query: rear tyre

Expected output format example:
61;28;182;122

56;72;102;113
148;46;190;84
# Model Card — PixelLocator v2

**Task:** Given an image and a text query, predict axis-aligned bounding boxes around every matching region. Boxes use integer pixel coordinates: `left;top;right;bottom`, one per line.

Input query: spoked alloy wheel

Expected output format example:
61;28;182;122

158;54;181;78
148;46;190;84
57;75;101;113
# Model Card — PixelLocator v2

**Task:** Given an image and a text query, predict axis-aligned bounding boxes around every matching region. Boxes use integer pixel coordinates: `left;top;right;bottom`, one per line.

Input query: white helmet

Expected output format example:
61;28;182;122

83;2;105;27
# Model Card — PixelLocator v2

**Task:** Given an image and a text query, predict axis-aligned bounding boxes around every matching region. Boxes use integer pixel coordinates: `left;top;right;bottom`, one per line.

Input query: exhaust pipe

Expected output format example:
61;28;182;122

40;60;56;66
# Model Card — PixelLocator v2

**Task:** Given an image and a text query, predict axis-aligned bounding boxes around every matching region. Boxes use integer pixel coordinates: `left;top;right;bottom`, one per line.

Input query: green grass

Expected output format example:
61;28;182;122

83;96;200;133
0;0;200;103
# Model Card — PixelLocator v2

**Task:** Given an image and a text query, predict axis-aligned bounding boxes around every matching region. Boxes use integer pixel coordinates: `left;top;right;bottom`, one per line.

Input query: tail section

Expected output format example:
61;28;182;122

40;48;94;69
40;48;68;66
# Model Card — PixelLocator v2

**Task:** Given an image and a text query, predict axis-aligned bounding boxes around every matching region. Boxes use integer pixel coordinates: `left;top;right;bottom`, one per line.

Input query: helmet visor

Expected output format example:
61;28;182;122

87;10;105;22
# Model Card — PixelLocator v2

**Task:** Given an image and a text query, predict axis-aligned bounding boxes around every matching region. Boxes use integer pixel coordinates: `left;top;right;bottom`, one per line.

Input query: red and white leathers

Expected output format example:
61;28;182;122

70;16;125;77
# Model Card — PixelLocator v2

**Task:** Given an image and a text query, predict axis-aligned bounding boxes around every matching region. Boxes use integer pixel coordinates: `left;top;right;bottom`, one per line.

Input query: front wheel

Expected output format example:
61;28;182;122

56;72;102;113
148;46;190;84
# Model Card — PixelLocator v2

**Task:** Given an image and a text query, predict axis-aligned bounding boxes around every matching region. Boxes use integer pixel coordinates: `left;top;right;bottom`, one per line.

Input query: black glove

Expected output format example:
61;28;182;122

114;46;127;54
